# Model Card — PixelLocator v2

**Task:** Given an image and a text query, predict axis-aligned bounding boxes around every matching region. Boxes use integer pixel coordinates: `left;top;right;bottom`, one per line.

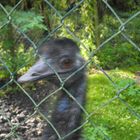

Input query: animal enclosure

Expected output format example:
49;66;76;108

0;0;140;140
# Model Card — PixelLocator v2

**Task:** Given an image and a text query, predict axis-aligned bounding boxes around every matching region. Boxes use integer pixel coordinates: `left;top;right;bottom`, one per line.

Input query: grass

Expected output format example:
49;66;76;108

83;69;140;140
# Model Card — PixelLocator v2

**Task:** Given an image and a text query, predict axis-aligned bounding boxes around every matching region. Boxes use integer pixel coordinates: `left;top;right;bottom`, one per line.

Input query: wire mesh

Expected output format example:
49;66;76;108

0;0;140;140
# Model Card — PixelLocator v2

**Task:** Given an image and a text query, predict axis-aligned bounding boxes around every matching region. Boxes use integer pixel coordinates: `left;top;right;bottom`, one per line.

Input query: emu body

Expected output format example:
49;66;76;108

18;38;86;140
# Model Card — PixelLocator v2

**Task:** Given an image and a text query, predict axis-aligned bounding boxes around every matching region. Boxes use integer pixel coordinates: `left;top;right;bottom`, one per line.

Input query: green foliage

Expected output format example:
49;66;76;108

95;13;140;69
83;70;140;140
97;42;140;69
126;15;140;45
13;11;47;32
0;1;139;73
0;43;34;79
0;6;47;41
0;7;47;80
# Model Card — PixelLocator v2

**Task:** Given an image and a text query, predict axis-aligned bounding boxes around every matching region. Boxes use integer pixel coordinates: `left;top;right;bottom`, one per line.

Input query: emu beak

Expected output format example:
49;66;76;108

18;59;52;83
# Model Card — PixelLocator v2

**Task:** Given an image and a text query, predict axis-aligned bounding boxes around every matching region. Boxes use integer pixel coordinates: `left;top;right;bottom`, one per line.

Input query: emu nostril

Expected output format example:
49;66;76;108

31;73;40;76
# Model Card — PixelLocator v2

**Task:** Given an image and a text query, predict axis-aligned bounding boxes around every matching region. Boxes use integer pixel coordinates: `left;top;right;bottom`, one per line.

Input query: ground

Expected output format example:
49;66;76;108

0;81;56;140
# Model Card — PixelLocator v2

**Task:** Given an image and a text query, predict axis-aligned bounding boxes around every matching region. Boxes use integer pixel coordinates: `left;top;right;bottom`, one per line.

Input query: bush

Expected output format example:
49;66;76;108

0;7;47;80
97;42;140;69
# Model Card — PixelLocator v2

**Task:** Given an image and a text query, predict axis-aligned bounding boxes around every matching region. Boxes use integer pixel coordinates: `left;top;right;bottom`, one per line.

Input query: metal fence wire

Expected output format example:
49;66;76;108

0;0;140;140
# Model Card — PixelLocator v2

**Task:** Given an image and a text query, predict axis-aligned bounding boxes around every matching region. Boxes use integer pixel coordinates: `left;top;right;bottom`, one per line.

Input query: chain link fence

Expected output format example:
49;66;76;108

0;0;140;140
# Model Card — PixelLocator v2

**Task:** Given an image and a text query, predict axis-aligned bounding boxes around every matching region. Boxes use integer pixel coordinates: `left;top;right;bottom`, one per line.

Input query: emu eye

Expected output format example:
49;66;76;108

60;58;73;69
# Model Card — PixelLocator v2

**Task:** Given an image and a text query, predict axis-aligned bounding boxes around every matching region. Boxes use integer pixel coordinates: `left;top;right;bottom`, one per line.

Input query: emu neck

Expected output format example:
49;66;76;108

62;73;86;103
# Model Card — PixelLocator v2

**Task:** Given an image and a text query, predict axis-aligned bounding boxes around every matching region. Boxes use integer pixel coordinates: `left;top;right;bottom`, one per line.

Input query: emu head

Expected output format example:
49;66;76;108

18;38;85;86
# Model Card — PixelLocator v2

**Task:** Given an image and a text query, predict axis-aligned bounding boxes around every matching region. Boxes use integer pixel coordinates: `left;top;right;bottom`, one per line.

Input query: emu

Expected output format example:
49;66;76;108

18;38;86;140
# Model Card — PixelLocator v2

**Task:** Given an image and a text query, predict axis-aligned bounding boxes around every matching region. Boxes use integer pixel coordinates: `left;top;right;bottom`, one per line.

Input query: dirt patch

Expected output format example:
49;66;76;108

0;81;56;140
